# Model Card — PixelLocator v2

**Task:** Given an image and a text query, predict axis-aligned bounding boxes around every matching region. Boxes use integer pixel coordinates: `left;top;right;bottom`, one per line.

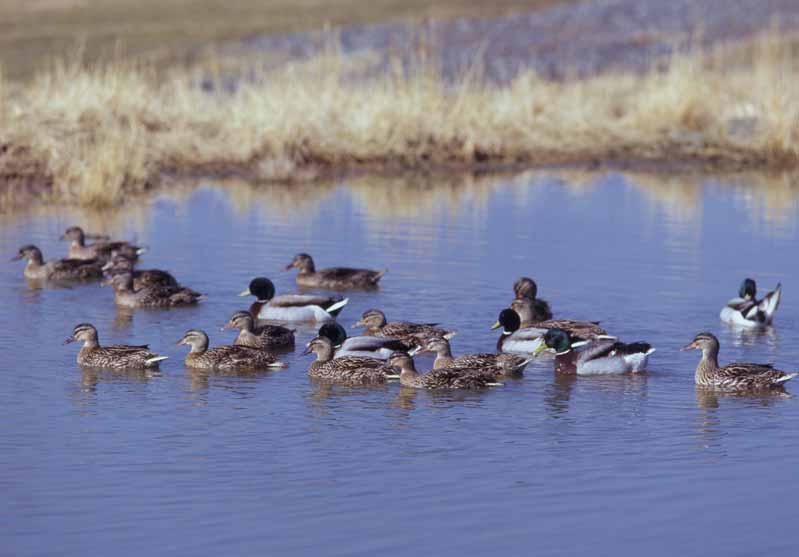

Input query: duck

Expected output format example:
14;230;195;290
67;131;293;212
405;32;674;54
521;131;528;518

491;308;609;354
303;336;398;383
512;277;553;321
102;254;179;289
353;309;455;350
317;322;413;359
720;278;781;328
222;310;295;350
61;226;145;262
109;273;203;308
682;331;796;390
534;328;654;375
388;352;501;390
12;245;104;281
63;323;167;369
285;253;386;290
177;329;287;370
239;277;348;323
421;336;531;376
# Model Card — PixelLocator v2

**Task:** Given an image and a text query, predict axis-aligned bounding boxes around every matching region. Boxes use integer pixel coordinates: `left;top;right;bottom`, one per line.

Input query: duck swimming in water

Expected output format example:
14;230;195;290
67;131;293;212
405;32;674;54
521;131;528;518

317;322;412;359
533;328;654;375
12;245;103;281
284;253;386;290
719;278;781;328
682;331;796;390
239;277;348;323
64;323;167;369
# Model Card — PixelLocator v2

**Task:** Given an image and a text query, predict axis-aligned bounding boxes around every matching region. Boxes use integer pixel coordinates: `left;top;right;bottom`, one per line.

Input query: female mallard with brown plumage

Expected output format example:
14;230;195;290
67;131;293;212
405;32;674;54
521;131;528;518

222;310;295;350
682;332;796;390
61;226;145;262
177;330;287;370
12;245;104;281
285;253;386;290
109;273;203;308
719;278;782;328
64;323;167;369
491;308;609;354
353;309;455;350
303;336;398;383
534;328;654;375
512;277;553;322
388;352;501;390
102;254;178;289
239;277;348;323
421;336;531;376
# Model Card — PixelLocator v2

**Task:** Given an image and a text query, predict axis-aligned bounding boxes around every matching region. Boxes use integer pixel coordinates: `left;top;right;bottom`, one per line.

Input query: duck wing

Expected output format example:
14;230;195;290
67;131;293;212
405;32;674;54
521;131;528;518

270;294;342;309
538;319;608;339
756;284;782;323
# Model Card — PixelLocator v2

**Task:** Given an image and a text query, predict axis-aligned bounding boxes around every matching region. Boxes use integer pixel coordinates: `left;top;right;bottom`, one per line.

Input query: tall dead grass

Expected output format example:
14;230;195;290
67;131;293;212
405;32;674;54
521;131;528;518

1;30;799;207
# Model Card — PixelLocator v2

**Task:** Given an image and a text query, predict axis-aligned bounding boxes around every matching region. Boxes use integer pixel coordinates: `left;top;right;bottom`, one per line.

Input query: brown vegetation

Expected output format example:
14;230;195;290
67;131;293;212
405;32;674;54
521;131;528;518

1;30;798;207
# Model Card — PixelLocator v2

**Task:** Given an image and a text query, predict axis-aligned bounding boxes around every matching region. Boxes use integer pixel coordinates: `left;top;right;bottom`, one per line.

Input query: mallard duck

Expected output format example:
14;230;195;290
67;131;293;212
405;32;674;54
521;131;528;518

682;331;796;390
388;352;501;390
12;245;103;281
64;323;167;369
303;336;398;383
177;329;286;370
720;278;781;328
109;273;203;308
317;322;413;359
285;253;386;290
222;310;295;350
61;226;145;262
491;308;609;353
239;277;348;322
102;254;178;289
534;328;654;375
421;336;531;376
512;277;553;321
353;309;455;349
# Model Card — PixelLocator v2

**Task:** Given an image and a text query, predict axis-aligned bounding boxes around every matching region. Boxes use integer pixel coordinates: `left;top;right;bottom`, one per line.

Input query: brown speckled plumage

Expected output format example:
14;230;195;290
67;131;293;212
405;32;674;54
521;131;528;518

304;336;395;384
512;277;553;321
389;352;499;390
423;337;530;376
62;226;144;262
285;253;385;290
222;310;295;350
13;245;103;281
353;309;454;349
64;323;166;369
110;273;203;308
177;330;286;370
103;255;178;289
683;332;796;390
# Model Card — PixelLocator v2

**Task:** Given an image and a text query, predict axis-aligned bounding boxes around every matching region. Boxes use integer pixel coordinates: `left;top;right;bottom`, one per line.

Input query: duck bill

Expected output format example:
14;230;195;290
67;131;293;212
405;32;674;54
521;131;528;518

221;322;234;331
10;254;22;261
101;261;113;271
351;320;366;329
283;263;294;271
532;343;548;357
63;337;76;345
490;320;501;330
680;342;697;352
301;346;313;356
175;337;188;346
238;288;251;297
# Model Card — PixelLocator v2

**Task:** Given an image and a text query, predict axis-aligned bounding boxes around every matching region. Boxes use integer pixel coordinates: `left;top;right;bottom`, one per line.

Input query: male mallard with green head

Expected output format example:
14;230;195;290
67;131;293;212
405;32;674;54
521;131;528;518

239;277;348;323
533;328;654;375
720;278;781;328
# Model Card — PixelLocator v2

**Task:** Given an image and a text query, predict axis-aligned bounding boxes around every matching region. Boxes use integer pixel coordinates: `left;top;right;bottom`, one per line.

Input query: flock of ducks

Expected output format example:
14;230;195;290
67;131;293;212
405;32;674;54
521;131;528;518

13;227;797;393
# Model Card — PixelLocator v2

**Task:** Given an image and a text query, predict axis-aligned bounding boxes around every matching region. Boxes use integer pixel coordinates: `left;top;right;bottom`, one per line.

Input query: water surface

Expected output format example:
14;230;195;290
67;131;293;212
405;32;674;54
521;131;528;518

2;170;799;556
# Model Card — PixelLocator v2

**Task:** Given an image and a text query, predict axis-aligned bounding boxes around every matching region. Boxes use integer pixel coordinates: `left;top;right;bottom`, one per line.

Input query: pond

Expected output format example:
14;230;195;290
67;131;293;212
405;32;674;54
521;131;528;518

2;170;799;556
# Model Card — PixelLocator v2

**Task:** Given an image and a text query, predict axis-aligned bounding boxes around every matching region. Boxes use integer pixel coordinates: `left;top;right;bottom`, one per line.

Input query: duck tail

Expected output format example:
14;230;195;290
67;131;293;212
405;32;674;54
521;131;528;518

371;269;388;283
443;331;457;340
135;246;149;255
146;355;169;365
327;298;349;316
777;372;797;384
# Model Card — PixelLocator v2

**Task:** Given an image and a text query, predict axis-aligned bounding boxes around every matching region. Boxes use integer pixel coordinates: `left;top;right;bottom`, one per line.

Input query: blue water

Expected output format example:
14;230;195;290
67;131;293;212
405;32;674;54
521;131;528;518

2;171;798;556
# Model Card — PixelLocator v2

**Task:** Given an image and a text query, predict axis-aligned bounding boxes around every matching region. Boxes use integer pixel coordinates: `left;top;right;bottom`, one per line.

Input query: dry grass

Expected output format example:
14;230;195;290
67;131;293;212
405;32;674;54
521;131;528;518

1;30;799;207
